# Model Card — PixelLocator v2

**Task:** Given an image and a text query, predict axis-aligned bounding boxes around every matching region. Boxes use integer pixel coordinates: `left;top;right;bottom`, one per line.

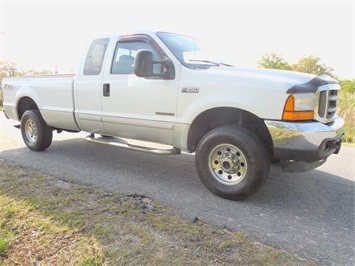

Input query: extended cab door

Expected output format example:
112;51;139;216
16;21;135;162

101;35;179;145
75;38;109;133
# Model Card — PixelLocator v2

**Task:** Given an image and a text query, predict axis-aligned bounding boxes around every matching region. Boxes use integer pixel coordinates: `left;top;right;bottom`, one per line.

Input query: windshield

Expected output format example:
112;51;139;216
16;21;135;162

157;32;232;69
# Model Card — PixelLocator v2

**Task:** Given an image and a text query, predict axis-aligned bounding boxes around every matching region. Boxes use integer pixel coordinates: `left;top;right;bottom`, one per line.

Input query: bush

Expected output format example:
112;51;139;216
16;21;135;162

340;79;355;94
338;91;355;143
342;123;355;144
338;91;355;122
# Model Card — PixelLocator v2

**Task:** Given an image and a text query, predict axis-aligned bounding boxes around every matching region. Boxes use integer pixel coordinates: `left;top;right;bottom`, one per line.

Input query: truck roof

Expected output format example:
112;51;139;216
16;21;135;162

105;31;159;40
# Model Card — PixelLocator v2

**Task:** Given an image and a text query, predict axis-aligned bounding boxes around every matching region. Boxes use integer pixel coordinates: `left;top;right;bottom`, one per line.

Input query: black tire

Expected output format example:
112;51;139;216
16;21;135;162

195;126;270;200
21;110;53;151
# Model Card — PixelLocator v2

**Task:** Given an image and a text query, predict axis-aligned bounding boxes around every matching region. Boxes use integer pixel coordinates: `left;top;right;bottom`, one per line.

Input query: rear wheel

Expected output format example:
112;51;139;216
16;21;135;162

195;126;270;200
21;110;53;151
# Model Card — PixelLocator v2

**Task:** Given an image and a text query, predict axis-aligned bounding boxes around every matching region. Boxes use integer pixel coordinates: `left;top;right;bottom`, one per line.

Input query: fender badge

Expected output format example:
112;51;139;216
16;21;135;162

182;87;199;93
4;84;13;90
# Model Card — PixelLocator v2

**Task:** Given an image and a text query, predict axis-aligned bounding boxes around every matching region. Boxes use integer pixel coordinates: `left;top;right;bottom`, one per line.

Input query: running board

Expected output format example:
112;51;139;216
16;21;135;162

14;125;21;129
85;135;181;155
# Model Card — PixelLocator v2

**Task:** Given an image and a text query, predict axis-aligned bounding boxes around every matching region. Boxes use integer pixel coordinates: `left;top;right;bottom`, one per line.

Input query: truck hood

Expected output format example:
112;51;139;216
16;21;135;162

205;66;337;91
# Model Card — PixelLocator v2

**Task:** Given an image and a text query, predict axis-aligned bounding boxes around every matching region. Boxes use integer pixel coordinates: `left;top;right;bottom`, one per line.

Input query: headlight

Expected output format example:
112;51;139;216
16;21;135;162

282;93;315;121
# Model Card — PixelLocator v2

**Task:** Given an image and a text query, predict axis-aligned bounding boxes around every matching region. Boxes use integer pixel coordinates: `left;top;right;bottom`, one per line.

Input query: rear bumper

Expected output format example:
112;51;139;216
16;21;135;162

265;116;344;163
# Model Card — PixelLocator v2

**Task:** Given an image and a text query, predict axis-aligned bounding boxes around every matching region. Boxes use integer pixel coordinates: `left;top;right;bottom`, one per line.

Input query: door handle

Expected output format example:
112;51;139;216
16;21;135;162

103;83;110;97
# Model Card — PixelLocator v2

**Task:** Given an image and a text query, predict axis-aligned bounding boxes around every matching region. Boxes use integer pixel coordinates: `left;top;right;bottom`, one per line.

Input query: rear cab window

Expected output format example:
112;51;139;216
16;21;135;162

83;38;109;75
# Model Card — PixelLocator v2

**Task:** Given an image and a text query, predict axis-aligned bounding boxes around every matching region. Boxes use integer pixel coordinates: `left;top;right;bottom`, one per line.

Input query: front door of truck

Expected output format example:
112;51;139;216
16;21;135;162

101;35;178;145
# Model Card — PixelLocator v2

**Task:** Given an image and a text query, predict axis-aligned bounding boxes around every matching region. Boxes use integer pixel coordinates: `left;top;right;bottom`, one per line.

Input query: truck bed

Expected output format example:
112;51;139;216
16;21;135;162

3;74;80;131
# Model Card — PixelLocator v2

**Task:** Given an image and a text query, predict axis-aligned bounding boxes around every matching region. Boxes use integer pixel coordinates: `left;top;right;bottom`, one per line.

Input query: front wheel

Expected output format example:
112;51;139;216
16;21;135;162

21;110;53;151
195;126;270;200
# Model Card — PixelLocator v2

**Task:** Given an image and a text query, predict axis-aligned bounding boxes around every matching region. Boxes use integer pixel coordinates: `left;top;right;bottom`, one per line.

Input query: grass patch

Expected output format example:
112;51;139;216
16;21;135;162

338;91;355;143
0;195;104;265
0;159;314;265
0;236;9;257
342;122;355;143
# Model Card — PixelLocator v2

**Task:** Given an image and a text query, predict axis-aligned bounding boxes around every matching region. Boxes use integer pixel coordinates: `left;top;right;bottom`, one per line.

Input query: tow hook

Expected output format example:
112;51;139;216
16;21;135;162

326;138;342;154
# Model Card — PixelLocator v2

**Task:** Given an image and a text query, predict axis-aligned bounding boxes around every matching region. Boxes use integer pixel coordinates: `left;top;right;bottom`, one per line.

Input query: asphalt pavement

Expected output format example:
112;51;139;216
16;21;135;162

1;114;354;265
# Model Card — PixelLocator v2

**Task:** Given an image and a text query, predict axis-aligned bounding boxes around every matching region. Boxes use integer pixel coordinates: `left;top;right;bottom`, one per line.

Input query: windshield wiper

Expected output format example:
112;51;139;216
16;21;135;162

189;59;220;66
188;60;233;67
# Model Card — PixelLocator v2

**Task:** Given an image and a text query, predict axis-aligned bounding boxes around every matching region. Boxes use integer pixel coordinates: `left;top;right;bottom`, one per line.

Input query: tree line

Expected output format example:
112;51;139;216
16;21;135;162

0;61;53;81
257;52;354;94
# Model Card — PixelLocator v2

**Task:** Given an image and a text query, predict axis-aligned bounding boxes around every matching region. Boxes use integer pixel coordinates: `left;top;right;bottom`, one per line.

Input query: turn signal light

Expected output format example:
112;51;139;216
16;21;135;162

282;95;314;121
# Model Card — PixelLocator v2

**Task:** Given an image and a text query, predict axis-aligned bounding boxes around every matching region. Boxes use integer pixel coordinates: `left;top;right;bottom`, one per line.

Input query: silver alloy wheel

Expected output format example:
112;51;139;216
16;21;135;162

25;118;38;143
208;143;248;185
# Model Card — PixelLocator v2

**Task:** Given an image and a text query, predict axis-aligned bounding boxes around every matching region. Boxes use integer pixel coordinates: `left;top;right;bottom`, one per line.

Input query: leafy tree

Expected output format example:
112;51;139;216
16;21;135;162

0;61;24;81
339;79;355;94
257;52;292;70
0;61;23;108
257;53;337;79
292;55;336;78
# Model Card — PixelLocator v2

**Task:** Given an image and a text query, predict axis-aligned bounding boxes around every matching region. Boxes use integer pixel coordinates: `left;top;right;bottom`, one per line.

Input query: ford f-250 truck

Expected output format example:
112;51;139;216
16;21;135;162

2;31;344;200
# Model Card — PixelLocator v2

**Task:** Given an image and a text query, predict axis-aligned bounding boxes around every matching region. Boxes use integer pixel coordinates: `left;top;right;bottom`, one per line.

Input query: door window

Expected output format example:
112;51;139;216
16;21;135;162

111;41;162;75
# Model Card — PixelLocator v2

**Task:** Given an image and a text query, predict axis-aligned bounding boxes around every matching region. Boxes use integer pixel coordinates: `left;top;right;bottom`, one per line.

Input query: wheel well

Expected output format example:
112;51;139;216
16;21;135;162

17;97;39;120
187;107;273;155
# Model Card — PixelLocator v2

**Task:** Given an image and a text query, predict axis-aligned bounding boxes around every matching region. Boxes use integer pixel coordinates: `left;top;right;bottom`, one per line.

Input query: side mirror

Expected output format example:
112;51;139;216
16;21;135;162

134;50;175;80
134;50;154;77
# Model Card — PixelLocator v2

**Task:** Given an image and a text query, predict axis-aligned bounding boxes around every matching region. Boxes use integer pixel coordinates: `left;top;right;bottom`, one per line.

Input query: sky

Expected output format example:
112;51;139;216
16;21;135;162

0;0;354;79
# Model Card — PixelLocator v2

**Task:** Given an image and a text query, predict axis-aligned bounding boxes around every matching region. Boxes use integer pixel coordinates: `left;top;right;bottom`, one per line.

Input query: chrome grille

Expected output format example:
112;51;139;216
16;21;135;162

315;84;340;123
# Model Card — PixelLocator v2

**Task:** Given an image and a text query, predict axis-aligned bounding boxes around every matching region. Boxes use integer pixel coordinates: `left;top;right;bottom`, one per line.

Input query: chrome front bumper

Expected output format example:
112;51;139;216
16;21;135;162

265;116;344;164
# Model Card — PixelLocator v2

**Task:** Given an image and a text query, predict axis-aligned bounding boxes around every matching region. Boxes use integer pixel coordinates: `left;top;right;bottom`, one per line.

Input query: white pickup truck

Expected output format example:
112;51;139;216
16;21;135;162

2;31;344;200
